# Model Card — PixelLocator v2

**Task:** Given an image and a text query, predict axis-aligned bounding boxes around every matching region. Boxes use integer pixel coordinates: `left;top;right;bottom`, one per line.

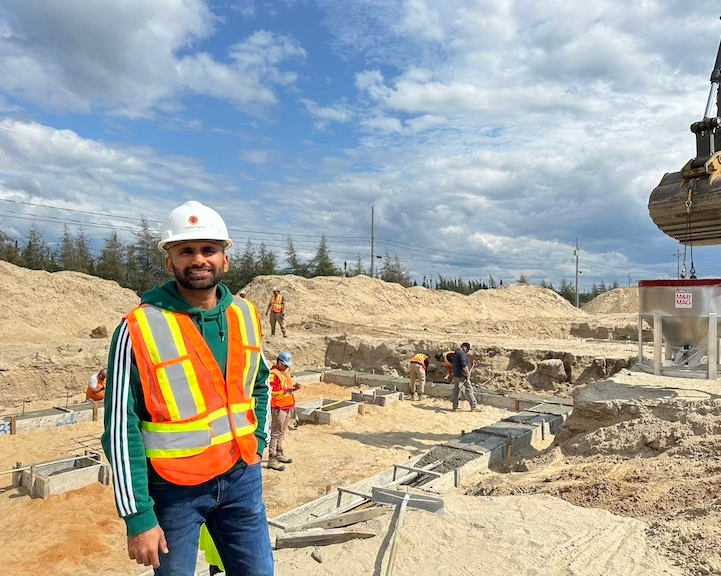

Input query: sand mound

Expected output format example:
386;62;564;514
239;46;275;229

0;260;139;343
243;275;587;333
582;287;639;314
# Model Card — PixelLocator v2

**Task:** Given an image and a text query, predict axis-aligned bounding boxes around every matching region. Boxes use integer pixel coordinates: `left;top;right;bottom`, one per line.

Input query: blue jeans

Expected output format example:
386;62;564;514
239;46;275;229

150;462;274;576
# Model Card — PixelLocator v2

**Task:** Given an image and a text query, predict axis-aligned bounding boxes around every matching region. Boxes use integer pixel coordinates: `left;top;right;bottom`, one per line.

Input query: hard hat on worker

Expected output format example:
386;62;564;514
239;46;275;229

461;342;472;350
158;200;232;252
278;351;292;366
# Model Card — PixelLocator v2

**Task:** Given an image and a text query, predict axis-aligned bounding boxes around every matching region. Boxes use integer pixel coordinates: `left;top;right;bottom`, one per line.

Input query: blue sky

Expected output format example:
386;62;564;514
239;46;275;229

0;0;720;289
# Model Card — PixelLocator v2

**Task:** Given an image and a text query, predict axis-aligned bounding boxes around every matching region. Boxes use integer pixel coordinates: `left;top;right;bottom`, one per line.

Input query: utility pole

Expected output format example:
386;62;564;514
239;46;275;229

673;248;683;278
370;204;375;278
574;236;580;308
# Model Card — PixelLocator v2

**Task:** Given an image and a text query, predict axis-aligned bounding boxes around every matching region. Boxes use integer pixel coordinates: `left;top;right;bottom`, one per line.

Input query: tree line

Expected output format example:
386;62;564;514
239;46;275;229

0;221;618;305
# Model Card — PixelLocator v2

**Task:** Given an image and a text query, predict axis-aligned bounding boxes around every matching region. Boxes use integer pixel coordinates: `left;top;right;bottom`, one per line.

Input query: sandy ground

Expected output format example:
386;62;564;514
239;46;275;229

0;383;513;576
0;379;690;576
0;264;705;575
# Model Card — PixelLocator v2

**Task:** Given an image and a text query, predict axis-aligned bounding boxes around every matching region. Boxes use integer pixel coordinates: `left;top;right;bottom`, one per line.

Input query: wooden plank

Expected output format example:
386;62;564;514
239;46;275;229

275;527;378;549
285;507;387;532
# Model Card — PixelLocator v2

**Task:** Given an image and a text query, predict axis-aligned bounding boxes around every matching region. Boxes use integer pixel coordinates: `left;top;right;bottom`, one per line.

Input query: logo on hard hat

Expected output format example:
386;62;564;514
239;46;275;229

188;215;199;225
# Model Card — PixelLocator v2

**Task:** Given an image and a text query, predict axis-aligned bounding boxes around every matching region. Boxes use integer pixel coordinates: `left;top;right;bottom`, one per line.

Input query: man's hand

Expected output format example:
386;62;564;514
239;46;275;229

293;383;301;390
127;526;168;568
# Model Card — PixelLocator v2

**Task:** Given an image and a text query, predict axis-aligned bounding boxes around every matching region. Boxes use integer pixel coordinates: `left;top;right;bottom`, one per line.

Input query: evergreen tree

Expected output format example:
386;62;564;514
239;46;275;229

0;224;21;264
21;222;52;270
379;252;411;286
517;274;529;284
557;279;575;304
126;217;166;294
488;274;497;289
96;231;126;284
285;236;310;277
310;235;340;276
74;227;94;274
58;224;76;271
349;253;365;277
257;242;277;276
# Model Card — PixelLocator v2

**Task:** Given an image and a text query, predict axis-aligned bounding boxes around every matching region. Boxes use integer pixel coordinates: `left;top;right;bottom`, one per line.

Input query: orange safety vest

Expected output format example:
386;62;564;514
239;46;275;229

410;353;429;370
125;298;262;486
270;367;295;410
86;384;105;402
269;293;284;314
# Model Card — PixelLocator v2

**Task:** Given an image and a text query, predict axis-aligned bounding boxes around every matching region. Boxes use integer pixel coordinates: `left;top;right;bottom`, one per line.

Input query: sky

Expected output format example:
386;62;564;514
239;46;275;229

1;0;721;290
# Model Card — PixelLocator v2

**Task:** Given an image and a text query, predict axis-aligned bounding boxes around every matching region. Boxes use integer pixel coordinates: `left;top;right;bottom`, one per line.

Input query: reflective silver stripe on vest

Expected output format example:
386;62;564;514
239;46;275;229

142;306;200;418
141;410;253;453
231;297;261;397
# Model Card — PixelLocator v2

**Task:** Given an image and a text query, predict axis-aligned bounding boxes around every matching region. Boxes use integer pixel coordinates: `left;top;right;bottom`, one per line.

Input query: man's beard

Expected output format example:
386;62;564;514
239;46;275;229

172;263;225;290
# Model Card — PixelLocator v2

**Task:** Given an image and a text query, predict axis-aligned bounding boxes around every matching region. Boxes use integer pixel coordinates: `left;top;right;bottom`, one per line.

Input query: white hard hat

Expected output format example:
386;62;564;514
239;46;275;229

158;200;232;251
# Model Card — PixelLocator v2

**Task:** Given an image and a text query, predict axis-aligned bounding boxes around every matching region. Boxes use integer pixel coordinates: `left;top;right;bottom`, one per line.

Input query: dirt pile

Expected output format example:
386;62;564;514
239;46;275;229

243;275;588;335
582;286;639;315
0;260;139;343
472;391;721;575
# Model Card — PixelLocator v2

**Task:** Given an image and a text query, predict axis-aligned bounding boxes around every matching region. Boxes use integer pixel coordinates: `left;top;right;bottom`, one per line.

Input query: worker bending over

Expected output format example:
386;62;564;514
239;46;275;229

408;353;430;401
86;368;107;401
434;350;455;383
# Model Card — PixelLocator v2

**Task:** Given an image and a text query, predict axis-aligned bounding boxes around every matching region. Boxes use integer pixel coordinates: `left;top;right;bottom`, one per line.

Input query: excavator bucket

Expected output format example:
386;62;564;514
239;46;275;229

649;152;721;246
649;25;721;246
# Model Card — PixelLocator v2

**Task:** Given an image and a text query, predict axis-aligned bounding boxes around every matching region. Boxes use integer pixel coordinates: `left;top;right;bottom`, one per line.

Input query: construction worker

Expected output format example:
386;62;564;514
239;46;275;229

268;351;300;471
434;350;455;383
85;368;107;401
451;342;478;412
408;353;430;401
101;200;273;575
266;287;287;337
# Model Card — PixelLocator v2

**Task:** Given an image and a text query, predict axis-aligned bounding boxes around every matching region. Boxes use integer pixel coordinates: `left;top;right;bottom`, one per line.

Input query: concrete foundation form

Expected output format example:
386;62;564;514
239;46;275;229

270;391;573;538
0;400;103;436
294;398;361;424
350;388;404;406
9;450;110;499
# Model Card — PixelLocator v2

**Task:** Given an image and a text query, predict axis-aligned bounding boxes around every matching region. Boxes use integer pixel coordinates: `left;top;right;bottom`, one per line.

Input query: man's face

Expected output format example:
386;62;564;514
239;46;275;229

166;241;229;290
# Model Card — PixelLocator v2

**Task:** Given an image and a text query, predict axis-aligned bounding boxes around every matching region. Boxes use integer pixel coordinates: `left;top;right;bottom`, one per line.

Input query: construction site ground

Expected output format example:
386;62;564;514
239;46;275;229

1;263;719;575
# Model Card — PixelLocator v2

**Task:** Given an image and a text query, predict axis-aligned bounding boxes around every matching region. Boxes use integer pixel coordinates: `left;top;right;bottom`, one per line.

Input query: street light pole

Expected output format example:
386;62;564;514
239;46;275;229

370;204;375;278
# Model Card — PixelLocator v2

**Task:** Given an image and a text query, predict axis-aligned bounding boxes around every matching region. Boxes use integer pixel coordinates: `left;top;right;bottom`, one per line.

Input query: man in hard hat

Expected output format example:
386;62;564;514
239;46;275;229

85;368;107;401
267;351;301;471
101;200;273;575
408;353;429;401
451;342;479;412
265;286;287;337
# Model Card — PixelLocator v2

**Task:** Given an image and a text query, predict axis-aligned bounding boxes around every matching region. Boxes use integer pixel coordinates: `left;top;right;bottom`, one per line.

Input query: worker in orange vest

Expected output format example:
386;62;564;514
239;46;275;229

434;350;455;382
265;287;287;337
86;368;107;401
408;353;430;401
101;201;273;575
268;351;300;471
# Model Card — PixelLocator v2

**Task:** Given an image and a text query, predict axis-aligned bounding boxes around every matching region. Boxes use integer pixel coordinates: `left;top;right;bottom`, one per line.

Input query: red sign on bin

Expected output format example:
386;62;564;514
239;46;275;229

675;291;693;309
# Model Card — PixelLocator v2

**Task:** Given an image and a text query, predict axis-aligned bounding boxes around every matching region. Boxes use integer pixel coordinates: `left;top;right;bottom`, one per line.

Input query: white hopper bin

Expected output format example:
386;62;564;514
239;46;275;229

638;279;721;379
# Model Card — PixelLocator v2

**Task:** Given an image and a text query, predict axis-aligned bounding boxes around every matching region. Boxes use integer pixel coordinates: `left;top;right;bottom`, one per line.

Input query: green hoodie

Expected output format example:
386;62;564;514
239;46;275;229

101;281;271;537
